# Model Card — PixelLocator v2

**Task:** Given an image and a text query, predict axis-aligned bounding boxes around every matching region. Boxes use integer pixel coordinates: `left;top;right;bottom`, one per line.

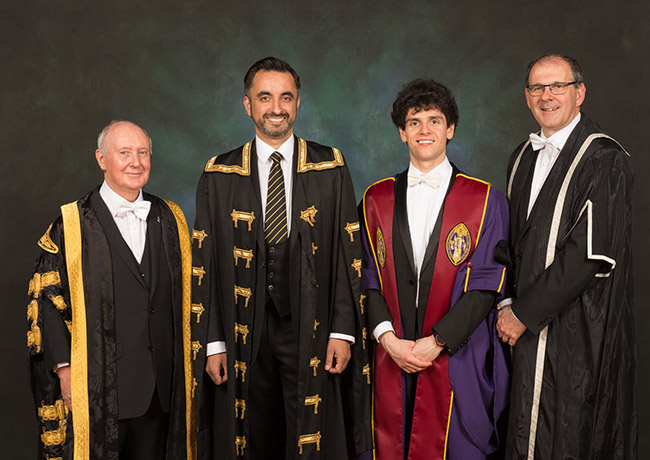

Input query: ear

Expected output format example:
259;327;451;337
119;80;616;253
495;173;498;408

446;123;455;141
296;95;301;112
243;96;252;117
399;128;407;143
575;83;586;108
525;88;533;110
95;149;107;171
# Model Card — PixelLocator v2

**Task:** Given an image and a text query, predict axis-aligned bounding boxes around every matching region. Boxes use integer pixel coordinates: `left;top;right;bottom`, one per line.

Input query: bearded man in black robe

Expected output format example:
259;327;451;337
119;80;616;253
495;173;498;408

27;121;196;460
191;57;371;459
496;54;636;459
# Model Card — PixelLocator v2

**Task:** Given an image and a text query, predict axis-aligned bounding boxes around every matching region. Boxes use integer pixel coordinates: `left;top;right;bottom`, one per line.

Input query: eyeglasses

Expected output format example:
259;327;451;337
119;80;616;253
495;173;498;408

526;81;580;96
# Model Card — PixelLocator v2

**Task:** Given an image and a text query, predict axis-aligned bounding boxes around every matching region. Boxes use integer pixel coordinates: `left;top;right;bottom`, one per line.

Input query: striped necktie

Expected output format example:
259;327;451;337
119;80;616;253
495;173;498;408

264;151;288;244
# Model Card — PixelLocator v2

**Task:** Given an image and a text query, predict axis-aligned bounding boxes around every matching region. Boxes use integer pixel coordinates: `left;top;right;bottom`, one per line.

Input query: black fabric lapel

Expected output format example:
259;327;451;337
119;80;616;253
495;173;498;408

394;170;416;278
145;197;162;294
91;190;148;289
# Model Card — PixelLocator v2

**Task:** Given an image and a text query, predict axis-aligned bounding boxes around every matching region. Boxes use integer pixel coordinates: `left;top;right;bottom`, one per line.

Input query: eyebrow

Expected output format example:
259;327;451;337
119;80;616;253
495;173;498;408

406;115;444;123
255;90;296;98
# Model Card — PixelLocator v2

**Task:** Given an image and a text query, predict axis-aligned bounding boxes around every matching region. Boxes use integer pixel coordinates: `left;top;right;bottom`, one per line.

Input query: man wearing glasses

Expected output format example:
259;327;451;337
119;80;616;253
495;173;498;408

496;54;636;458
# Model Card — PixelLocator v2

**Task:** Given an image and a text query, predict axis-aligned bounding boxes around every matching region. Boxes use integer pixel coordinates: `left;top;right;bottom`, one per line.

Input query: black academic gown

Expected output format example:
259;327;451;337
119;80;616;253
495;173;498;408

27;189;195;460
505;114;636;459
191;137;372;459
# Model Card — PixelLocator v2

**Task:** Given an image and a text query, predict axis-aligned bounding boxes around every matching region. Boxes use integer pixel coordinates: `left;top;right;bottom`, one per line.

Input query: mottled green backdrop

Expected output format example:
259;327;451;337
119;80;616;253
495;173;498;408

2;0;648;457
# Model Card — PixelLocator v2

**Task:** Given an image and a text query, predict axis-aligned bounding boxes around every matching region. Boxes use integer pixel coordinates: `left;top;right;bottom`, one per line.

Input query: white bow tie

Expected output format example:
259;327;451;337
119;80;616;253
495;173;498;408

408;170;440;188
529;133;558;152
115;201;151;220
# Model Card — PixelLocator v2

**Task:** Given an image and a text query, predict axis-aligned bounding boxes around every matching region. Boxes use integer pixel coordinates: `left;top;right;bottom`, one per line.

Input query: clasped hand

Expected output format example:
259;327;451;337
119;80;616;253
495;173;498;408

379;332;443;373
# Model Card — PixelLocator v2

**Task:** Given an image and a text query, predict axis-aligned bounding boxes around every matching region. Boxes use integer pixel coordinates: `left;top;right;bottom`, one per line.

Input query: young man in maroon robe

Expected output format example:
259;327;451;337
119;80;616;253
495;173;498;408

361;79;510;460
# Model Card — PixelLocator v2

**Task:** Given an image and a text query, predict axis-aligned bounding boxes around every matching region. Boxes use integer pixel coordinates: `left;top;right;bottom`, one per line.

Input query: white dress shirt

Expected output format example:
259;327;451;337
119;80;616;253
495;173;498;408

206;136;353;356
527;112;581;217
373;159;453;341
99;181;149;263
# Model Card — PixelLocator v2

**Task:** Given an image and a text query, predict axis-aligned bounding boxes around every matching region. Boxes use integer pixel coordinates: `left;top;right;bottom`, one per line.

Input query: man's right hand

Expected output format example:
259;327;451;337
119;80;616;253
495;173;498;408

379;332;432;373
206;353;228;385
56;366;72;411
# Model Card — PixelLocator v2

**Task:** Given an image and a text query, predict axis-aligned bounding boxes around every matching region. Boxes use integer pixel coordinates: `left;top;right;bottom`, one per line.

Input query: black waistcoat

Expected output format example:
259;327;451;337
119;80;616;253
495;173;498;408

266;238;291;316
92;193;174;419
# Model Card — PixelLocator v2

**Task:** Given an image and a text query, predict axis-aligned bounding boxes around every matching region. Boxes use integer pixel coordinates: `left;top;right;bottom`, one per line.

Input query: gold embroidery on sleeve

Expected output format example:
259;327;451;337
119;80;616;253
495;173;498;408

234;285;252;308
28;271;62;298
362;328;367;350
38;400;68;421
300;206;318;227
192;266;206;286
191;303;205;323
192;229;208;248
27;322;42;352
359;294;366;315
27;300;38;322
363;364;371;384
351;259;362;278
235;435;247;456
313;319;319;339
344;221;360;242
234;361;247;382
38;224;59;254
233;247;254;268
231;210;256;231
305;395;322;414
311;242;318;255
40;420;67;446
48;295;67;311
298;431;322;454
234;323;249;345
310;357;320;376
235;399;246;419
191;341;202;360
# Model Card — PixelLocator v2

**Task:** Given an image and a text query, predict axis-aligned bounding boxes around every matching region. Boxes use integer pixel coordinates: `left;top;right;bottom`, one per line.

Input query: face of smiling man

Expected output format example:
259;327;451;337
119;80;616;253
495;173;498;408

399;107;455;173
525;57;586;137
243;70;300;148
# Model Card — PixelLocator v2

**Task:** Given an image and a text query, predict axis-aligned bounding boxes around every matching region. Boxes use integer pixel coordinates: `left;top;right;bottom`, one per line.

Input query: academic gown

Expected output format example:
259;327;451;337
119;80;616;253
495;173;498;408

505;113;636;459
27;189;196;460
360;167;510;460
191;137;372;459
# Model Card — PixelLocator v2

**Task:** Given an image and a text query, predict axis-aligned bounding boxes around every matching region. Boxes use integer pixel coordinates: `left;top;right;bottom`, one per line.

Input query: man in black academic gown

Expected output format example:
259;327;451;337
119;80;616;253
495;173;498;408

496;54;636;459
27;121;196;460
191;57;371;459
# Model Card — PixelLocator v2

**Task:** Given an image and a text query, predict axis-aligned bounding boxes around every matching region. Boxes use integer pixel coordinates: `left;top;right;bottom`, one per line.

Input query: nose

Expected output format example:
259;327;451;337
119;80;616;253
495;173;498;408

129;152;143;168
540;86;554;100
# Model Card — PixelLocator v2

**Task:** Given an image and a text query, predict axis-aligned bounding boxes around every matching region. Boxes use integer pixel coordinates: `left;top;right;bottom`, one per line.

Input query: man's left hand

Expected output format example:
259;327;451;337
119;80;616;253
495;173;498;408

325;338;351;374
497;305;527;346
412;336;443;363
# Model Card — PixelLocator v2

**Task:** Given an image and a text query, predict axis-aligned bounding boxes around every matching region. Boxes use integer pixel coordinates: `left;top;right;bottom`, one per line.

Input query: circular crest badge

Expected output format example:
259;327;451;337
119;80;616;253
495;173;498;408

445;223;471;266
376;227;386;269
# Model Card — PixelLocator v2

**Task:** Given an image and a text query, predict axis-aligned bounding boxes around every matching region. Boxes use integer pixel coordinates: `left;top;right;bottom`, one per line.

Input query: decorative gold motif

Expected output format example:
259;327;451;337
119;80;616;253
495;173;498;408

27;322;42;352
362;328;367;350
445;223;472;266
205;141;252;176
235;435;247;456
310;357;320;377
28;271;61;298
234;285;252;308
376;227;386;269
313;319;320;339
233;246;254;268
298;431;322;454
231;209;255;231
235;399;246;419
312;242;318;255
300;206;318;227
40;419;67;446
192;229;208;248
191;341;202;360
38;399;67;421
27;300;38;322
64;320;72;334
351;259;362;278
192;378;198;398
48;294;67;311
192;266;206;286
234;361;247;382
344;221;360;242
38;223;59;254
359;294;366;315
362;364;371;384
46;456;63;460
297;137;344;173
234;323;249;345
305;395;322;414
191;303;205;323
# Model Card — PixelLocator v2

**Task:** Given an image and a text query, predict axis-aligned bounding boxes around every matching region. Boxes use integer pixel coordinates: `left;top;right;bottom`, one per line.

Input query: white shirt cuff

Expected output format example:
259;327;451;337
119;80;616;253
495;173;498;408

54;362;70;371
207;341;227;356
497;297;513;309
372;321;395;342
329;332;355;344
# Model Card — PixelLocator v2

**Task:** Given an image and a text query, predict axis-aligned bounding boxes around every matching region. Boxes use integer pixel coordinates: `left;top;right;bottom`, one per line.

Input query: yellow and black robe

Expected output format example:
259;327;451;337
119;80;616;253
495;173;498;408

27;189;196;460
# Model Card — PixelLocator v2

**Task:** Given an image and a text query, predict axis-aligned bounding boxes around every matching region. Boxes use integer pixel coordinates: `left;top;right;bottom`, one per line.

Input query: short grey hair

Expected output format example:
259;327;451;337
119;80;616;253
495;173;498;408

525;53;584;87
97;120;153;154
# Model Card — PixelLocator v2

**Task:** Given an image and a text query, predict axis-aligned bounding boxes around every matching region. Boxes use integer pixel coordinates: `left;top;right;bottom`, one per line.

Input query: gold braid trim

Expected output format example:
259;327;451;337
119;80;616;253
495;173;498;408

204;141;252;175
296;138;344;172
40;419;67;446
38;399;68;421
164;199;197;460
38;223;59;254
61;201;89;459
28;271;61;298
48;294;67;311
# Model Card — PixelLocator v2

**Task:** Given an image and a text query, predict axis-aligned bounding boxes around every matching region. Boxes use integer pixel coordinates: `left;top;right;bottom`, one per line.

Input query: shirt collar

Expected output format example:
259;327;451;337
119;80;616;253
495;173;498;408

540;112;581;151
408;157;452;180
99;181;145;217
255;135;295;164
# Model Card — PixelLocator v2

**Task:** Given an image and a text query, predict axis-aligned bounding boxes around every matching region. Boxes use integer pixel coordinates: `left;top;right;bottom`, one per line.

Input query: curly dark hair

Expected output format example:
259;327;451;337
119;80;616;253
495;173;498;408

391;78;459;131
244;56;301;94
